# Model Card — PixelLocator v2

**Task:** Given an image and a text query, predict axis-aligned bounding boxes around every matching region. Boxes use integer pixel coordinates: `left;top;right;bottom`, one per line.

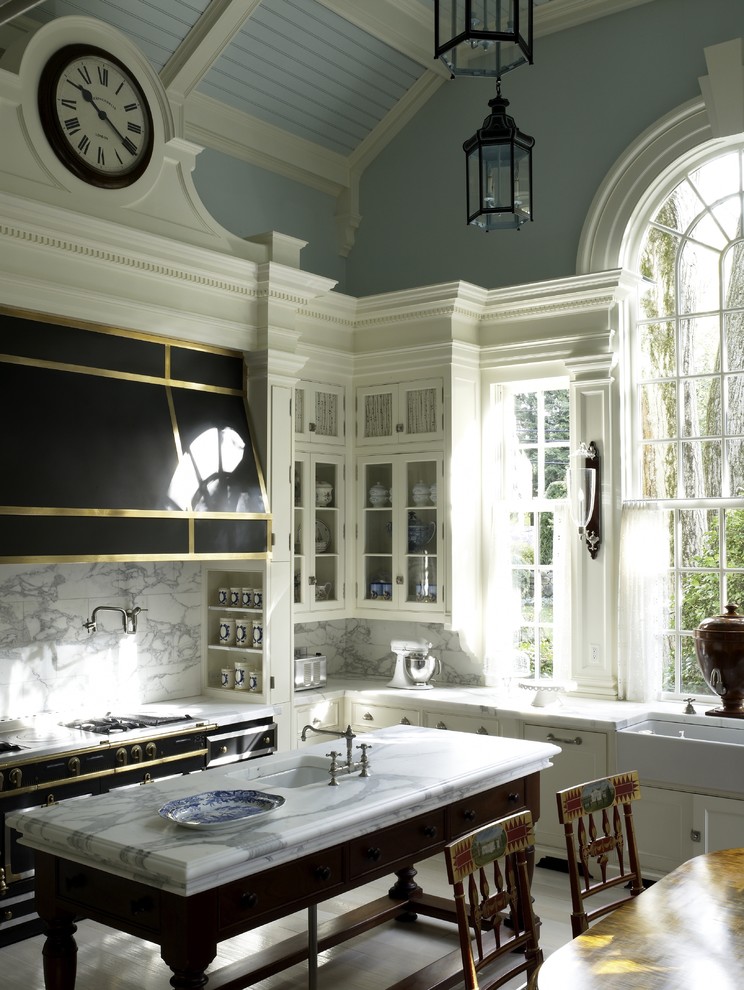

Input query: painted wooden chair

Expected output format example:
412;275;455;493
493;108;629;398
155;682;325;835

443;810;543;990
556;770;645;938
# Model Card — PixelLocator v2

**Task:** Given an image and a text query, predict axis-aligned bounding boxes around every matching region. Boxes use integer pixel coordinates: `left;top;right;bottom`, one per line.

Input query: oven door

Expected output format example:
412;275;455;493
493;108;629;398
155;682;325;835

3;777;99;885
207;721;277;767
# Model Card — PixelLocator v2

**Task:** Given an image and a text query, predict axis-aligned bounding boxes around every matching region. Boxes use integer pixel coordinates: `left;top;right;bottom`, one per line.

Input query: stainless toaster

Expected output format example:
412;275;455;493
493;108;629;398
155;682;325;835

293;653;327;691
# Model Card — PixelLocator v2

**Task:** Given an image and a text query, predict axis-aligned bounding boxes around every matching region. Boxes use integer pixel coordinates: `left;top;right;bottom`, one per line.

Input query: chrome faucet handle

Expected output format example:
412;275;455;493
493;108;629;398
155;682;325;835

357;742;372;778
327;750;342;786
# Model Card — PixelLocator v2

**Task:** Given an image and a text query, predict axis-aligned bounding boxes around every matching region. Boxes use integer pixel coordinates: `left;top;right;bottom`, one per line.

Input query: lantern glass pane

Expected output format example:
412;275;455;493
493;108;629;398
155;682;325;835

483;143;514;211
436;1;532;77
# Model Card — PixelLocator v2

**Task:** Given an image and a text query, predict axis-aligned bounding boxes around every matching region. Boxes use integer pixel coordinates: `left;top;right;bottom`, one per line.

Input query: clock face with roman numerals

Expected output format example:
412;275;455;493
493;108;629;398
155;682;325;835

38;45;154;189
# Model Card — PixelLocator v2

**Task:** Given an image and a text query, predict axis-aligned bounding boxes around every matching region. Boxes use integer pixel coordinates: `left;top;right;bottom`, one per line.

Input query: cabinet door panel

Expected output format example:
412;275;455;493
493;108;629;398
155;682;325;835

522;724;607;855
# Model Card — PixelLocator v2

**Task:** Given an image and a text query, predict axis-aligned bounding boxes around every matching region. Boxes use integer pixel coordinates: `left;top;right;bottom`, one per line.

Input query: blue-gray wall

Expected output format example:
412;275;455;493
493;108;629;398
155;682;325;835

194;0;744;298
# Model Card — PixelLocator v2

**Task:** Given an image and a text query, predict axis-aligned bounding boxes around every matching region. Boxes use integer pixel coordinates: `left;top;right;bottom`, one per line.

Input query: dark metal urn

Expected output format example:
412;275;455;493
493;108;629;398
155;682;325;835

694;603;744;718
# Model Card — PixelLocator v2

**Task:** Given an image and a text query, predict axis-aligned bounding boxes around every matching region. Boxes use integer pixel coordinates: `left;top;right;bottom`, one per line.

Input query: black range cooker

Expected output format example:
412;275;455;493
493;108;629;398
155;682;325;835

0;708;277;946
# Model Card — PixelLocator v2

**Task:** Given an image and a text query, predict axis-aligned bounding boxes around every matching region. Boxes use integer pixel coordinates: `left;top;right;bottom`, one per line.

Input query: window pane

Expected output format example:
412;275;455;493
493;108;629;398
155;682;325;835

538;513;554;566
681;440;721;497
678;241;720;314
539;629;554;679
726;438;744;497
642;442;677;498
540;569;554;620
515;570;535;620
544;390;570;441
726;572;744;609
638;321;676;378
679;508;719;568
689;153;741;205
680;571;720;632
679;316;720;375
639;227;679;318
514;392;537;442
653;178;704;233
724;312;744;372
640;382;676;439
544;447;569;495
724;509;744;568
510;512;534;564
681;377;721;437
725;374;744;432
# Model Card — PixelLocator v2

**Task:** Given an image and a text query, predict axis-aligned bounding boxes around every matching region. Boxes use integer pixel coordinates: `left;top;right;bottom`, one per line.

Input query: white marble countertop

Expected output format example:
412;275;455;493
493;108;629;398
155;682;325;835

298;678;726;731
8;725;559;897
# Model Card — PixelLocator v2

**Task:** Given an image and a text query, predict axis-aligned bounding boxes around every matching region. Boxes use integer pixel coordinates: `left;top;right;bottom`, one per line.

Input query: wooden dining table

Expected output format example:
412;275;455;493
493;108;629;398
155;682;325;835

536;847;744;989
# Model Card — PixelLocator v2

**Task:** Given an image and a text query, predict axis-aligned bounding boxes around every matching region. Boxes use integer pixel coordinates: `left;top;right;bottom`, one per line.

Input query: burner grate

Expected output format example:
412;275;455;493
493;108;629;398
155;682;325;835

64;713;193;734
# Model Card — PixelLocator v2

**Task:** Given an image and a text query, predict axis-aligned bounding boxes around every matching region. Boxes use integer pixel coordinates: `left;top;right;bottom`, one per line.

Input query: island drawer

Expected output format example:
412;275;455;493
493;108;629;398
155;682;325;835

349;808;446;880
56;861;161;935
447;779;528;839
219;846;346;931
349;701;421;731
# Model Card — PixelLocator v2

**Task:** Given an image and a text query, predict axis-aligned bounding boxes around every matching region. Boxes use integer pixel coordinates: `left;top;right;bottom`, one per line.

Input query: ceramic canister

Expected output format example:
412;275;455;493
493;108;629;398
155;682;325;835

234;661;248;690
252;620;263;647
234;618;250;648
218;617;235;645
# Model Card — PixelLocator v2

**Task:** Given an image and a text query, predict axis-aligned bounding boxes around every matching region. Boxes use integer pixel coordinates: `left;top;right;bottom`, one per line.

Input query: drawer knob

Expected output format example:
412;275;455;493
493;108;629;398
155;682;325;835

240;892;259;908
508;792;520;803
65;873;87;891
367;846;382;862
400;716;411;726
363;712;374;721
477;727;489;735
314;865;332;881
423;824;438;839
436;721;447;730
463;809;476;822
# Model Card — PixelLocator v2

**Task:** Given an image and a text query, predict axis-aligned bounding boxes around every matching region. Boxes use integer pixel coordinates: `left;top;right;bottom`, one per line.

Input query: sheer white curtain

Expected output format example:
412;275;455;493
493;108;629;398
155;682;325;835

618;501;669;702
483;499;520;685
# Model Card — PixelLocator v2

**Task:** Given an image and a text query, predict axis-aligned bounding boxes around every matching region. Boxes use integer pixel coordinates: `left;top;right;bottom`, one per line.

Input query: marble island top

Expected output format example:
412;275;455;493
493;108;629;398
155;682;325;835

8;725;558;898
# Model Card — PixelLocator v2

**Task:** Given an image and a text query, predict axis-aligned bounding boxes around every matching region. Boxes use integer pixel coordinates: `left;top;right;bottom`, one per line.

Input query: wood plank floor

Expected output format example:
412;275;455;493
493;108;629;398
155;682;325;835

2;857;600;989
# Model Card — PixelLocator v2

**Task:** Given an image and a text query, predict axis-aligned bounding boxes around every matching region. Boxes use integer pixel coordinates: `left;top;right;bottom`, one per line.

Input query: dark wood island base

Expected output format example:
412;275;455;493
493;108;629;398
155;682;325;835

32;773;540;990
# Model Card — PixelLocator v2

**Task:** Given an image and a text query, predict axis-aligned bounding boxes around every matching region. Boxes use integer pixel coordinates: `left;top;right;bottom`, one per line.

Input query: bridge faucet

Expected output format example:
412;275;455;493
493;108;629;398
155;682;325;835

83;605;148;636
300;723;356;769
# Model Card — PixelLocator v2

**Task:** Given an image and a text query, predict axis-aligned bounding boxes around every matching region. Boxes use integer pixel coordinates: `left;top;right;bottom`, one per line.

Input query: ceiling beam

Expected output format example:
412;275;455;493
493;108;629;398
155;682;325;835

0;0;44;27
161;0;262;100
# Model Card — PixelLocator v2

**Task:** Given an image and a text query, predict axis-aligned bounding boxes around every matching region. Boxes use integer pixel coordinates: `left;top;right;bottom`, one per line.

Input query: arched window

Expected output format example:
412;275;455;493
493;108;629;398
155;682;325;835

629;147;744;696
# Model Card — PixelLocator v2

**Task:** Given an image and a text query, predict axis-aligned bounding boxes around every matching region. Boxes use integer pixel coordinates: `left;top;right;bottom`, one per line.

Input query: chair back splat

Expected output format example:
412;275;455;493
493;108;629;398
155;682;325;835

556;770;645;938
444;810;542;990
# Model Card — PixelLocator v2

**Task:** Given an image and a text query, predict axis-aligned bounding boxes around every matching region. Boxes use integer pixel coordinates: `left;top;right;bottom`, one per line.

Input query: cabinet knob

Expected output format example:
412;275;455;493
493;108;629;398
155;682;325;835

130;896;154;916
314;865;332;881
423;824;438;839
400;716;411;725
508;792;521;803
363;711;374;721
477;727;489;735
240;891;259;908
219;745;228;755
463;809;476;822
436;721;447;730
366;846;382;861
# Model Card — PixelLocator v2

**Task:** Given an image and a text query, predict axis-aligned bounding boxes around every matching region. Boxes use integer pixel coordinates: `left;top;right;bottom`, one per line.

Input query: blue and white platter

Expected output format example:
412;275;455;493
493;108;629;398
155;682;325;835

158;789;285;830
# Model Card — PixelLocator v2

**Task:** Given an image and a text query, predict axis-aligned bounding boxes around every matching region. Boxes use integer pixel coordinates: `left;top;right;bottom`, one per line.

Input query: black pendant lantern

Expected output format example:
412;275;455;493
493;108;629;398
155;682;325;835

463;81;534;231
435;1;533;78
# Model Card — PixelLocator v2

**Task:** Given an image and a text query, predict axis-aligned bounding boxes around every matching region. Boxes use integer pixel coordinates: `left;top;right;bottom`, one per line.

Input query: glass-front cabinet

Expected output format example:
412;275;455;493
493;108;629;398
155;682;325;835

356;379;443;446
294;381;345;446
294;452;344;613
358;454;443;614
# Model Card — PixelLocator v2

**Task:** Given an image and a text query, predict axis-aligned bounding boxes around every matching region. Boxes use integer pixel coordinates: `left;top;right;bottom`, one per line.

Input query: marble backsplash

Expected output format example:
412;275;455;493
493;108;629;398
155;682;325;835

0;561;481;719
294;618;482;686
0;561;203;718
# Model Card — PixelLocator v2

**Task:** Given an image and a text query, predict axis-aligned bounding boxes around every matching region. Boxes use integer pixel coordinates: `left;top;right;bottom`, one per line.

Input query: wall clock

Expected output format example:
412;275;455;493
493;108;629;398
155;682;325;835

38;44;154;189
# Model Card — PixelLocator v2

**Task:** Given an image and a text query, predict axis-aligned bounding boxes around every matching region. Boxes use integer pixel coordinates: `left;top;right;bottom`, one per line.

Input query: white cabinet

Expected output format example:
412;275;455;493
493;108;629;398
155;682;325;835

294;696;342;747
356;379;443;446
348;700;421;732
294;381;345;446
522;723;608;856
357;453;444;615
691;793;744;854
423;710;498;735
632;785;694;875
202;564;268;703
293;452;345;614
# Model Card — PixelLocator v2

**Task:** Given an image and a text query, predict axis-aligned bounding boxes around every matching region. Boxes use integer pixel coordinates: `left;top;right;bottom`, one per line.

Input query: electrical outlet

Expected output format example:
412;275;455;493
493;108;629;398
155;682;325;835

590;644;601;665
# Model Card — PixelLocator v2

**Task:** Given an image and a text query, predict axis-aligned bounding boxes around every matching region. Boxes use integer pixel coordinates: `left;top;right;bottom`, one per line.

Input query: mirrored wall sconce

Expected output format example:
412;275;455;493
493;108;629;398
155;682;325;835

567;441;601;559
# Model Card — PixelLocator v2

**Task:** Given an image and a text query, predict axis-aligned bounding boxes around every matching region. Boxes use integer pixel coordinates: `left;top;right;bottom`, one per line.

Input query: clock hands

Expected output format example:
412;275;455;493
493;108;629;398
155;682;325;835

67;79;134;151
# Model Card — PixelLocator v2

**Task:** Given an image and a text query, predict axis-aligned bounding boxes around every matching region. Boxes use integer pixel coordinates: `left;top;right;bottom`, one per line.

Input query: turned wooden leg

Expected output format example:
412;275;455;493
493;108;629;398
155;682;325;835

389;865;422;922
41;917;78;990
168;968;209;988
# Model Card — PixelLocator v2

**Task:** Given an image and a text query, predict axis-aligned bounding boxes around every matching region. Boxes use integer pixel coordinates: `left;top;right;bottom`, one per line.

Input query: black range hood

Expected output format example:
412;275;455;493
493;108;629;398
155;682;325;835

0;309;271;562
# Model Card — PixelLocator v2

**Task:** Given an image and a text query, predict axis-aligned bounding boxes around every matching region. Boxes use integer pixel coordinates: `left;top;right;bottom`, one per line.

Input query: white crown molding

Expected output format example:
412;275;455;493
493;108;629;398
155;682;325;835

535;0;656;36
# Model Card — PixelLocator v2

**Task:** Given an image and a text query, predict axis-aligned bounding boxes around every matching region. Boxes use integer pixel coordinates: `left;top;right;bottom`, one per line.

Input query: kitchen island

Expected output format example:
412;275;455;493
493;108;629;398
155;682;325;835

9;725;558;990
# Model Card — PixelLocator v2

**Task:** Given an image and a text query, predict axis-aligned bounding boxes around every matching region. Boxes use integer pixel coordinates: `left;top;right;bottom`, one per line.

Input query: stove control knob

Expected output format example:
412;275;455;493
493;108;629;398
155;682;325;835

131;745;143;763
68;757;81;776
8;768;22;789
116;748;128;766
145;742;157;760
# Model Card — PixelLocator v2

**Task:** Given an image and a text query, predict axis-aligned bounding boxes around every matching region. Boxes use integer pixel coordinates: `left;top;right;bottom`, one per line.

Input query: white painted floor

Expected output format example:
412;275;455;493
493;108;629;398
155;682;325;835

2;856;589;989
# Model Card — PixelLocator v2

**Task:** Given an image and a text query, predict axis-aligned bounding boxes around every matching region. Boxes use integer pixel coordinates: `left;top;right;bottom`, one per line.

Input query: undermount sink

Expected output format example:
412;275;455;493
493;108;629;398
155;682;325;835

228;755;331;788
617;716;744;794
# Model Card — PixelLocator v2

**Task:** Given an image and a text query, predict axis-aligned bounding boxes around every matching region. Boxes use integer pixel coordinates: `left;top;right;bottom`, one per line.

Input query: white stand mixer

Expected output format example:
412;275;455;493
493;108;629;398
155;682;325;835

388;639;440;690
